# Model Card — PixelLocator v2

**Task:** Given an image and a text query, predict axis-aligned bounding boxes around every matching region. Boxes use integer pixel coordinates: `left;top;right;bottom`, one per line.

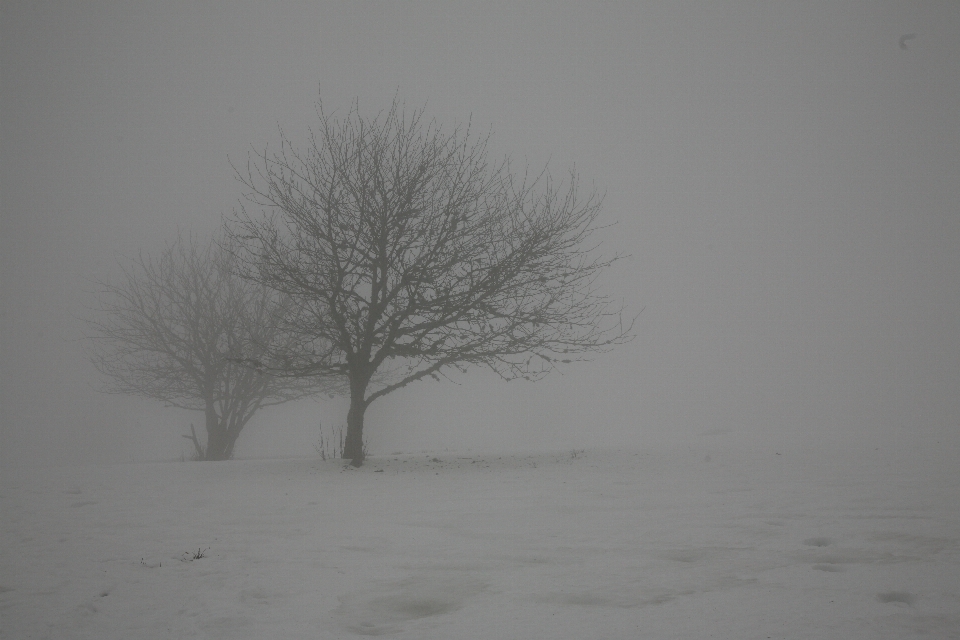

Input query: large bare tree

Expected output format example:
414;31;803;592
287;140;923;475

86;232;330;460
230;99;633;464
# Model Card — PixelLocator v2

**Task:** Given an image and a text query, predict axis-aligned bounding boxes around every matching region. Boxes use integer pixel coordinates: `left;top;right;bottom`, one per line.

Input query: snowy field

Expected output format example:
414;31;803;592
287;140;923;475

2;443;959;639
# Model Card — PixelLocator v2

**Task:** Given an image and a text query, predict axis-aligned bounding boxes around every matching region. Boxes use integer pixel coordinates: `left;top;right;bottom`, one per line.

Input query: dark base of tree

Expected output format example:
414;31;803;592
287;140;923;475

343;427;365;466
182;423;239;461
204;440;238;461
343;394;367;465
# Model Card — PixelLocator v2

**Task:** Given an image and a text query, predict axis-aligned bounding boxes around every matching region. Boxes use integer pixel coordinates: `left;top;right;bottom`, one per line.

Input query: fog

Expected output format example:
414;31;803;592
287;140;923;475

2;1;959;478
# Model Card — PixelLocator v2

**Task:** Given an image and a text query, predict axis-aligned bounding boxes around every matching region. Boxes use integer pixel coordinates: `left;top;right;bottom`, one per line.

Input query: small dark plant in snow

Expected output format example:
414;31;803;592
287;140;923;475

314;422;367;460
570;449;585;459
314;421;344;460
182;547;209;561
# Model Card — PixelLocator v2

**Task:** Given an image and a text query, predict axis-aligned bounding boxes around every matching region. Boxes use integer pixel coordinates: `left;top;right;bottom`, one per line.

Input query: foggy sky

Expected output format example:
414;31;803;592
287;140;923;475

2;1;959;477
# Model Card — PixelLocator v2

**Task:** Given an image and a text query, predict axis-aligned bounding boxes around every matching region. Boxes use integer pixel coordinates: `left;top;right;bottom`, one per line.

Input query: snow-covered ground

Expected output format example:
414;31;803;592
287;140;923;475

2;443;959;639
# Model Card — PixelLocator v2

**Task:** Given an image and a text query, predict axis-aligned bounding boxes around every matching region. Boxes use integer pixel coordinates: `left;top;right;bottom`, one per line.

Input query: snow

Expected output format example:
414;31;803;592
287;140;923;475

2;443;959;639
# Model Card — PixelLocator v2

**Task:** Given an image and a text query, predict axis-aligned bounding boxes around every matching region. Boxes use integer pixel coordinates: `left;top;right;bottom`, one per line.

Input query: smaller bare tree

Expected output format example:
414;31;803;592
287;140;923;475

86;232;333;460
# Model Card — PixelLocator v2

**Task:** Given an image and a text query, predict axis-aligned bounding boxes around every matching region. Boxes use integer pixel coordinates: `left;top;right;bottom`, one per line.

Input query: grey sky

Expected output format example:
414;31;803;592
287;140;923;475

2;1;959;474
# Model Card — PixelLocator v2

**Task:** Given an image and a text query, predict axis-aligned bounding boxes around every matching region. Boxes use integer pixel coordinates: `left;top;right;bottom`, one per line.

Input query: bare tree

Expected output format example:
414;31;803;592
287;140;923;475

230;99;633;464
86;232;331;460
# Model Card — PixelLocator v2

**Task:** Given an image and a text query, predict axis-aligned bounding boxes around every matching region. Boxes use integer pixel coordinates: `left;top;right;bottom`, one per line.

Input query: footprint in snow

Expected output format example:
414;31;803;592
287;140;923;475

803;537;832;547
877;591;915;605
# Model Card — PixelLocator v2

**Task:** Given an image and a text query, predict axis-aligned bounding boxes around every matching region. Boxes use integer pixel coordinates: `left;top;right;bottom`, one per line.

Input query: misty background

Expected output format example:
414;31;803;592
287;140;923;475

2;1;959;478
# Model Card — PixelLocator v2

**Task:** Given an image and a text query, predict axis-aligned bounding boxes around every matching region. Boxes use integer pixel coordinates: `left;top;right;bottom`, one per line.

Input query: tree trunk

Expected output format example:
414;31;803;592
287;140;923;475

204;426;238;460
218;429;240;461
202;400;237;461
343;385;368;465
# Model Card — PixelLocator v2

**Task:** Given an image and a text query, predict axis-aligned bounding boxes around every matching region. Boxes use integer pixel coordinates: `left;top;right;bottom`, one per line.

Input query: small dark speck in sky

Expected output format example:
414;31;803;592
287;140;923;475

899;34;916;50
